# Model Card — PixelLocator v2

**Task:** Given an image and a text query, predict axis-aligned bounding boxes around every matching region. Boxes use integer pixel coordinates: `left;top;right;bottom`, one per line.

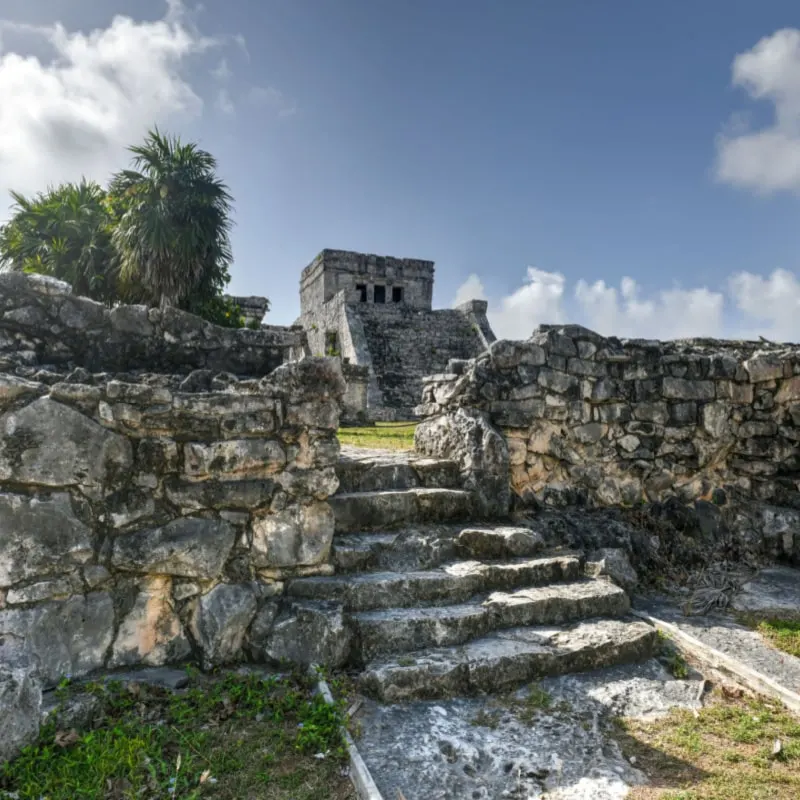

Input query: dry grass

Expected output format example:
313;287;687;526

615;690;800;799
337;421;417;450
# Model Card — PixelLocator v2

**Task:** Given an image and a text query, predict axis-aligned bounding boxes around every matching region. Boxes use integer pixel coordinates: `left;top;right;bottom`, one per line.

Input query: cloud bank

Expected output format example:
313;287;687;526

0;1;289;218
452;267;800;343
716;28;800;192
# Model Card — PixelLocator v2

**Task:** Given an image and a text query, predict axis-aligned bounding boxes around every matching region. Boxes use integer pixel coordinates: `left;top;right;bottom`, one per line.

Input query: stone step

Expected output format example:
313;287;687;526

358;617;657;702
352;580;629;661
330;488;473;533
335;454;461;494
286;555;582;612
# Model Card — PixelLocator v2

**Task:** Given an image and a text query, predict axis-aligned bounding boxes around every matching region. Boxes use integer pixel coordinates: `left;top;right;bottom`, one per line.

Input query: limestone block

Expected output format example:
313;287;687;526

586;548;638;592
258;600;351;668
109;576;191;668
0;374;43;412
701;401;730;438
662;378;715;401
164;476;277;512
190;583;259;668
183;439;286;479
0;593;114;687
0;492;93;587
0;397;133;488
0;656;42;766
744;351;784;383
251;502;335;568
458;526;545;559
538;369;579;395
776;376;800;403
111;517;236;578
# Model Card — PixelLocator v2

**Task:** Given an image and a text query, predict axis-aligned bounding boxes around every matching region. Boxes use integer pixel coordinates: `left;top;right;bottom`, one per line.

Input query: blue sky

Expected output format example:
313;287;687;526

2;1;800;339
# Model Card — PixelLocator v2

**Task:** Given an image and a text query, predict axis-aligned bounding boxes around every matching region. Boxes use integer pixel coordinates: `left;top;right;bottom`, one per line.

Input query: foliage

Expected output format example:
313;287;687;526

0;671;352;800
0;128;256;328
110;128;233;312
0;181;118;304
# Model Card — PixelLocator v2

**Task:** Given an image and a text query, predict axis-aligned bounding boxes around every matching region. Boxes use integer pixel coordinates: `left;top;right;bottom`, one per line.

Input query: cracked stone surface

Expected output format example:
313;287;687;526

637;596;800;693
354;658;703;800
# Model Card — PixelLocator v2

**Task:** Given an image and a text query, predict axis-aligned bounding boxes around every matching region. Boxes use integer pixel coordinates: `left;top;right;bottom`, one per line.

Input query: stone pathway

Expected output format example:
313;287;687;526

354;658;703;800
635;595;800;694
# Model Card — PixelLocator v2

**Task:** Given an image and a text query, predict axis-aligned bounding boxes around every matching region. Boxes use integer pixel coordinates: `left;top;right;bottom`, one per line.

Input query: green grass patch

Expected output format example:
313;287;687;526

0;671;355;800
337;421;417;450
615;691;800;799
754;619;800;659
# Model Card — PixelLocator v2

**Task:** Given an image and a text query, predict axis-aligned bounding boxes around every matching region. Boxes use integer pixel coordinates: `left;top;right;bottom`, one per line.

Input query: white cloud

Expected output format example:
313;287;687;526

716;28;800;192
453;267;800;342
451;273;486;307
729;268;800;341
0;2;217;214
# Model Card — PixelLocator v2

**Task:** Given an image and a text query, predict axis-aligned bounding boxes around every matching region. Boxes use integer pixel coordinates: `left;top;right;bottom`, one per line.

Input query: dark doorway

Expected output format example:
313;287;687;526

374;285;386;304
392;286;403;303
356;283;367;302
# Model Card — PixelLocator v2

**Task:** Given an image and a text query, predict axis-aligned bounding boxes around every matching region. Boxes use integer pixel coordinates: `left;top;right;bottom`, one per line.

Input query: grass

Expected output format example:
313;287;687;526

753;619;800;659
615;690;800;799
337;421;417;450
0;670;355;800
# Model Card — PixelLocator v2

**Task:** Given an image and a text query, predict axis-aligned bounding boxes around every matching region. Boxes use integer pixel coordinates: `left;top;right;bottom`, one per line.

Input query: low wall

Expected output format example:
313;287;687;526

416;324;800;562
0;355;345;687
0;273;304;375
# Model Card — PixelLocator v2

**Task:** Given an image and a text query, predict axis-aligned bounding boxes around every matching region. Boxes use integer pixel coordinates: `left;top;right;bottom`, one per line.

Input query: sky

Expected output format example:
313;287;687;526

2;1;800;340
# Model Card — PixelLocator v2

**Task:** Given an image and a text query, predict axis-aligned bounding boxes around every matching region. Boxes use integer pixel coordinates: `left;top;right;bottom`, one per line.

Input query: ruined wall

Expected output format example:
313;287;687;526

0;358;344;687
0;273;347;687
0;272;303;375
417;325;800;539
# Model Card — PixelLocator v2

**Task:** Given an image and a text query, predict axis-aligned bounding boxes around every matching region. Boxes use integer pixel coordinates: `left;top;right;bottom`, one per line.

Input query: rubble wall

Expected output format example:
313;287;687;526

0;274;345;687
417;324;800;561
0;272;303;375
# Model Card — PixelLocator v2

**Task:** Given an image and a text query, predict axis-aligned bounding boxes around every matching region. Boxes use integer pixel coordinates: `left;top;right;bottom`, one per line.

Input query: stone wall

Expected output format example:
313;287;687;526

0;272;303;375
0;348;345;688
416;325;800;561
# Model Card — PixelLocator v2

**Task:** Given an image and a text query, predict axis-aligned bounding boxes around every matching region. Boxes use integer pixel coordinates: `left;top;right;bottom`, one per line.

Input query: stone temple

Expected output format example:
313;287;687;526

294;249;495;420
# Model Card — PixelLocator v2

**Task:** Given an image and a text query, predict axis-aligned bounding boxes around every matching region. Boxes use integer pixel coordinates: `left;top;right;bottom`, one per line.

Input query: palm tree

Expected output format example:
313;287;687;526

0;181;118;303
110;128;234;311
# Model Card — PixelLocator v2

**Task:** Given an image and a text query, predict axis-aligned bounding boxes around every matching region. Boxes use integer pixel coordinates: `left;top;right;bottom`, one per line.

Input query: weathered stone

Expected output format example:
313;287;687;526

251;502;335;568
0;593;114;686
458;527;545;559
164;476;276;512
260;600;352;668
776;376;800;403
538;369;578;395
0;374;43;411
109;576;191;668
701;402;730;438
662;378;714;401
414;408;509;518
111;517;236;578
0;492;92;587
0;656;42;766
731;567;800;620
586;548;638;592
0;398;132;488
6;577;76;604
190;583;259;668
183;439;286;478
744;351;784;383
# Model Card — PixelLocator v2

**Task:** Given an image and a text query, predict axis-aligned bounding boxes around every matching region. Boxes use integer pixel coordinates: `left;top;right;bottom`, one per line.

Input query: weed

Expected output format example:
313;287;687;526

470;709;503;729
0;671;354;800
754;618;800;658
668;651;690;679
617;690;800;799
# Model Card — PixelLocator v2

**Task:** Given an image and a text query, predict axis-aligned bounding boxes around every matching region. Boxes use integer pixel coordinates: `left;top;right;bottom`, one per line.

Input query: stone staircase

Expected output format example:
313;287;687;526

287;447;657;702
